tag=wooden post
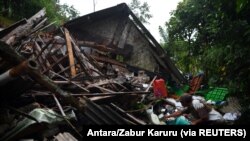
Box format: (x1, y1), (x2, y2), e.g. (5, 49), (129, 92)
(64, 28), (76, 77)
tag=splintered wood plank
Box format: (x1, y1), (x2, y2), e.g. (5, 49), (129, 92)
(60, 28), (92, 79)
(61, 28), (101, 77)
(1, 9), (46, 45)
(64, 28), (76, 77)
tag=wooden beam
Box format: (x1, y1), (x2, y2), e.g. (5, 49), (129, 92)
(90, 55), (126, 67)
(77, 40), (131, 56)
(64, 28), (76, 77)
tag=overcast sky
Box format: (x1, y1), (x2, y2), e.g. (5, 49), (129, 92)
(60, 0), (182, 42)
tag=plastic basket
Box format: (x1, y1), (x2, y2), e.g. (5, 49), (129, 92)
(205, 87), (228, 101)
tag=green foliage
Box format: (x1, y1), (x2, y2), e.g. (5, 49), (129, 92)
(236, 0), (249, 13)
(159, 26), (168, 43)
(0, 0), (79, 26)
(160, 0), (250, 102)
(129, 0), (152, 24)
(0, 16), (14, 27)
(58, 4), (79, 21)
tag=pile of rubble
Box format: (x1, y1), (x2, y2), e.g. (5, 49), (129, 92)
(0, 3), (242, 141)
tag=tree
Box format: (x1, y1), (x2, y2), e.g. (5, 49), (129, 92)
(0, 0), (79, 26)
(58, 3), (79, 21)
(160, 0), (250, 110)
(129, 0), (152, 24)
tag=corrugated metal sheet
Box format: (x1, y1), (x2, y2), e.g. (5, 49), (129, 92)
(80, 97), (143, 125)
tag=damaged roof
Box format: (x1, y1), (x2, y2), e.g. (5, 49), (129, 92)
(64, 3), (186, 84)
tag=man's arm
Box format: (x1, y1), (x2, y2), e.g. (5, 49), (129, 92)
(164, 109), (186, 119)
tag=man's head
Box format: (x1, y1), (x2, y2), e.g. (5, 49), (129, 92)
(179, 94), (192, 107)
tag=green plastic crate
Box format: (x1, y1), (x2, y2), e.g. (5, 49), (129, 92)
(205, 87), (228, 101)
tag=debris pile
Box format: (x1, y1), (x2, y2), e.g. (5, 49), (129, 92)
(0, 3), (242, 141)
(0, 5), (179, 140)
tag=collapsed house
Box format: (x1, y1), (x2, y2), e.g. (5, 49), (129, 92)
(1, 3), (241, 141)
(0, 3), (187, 140)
